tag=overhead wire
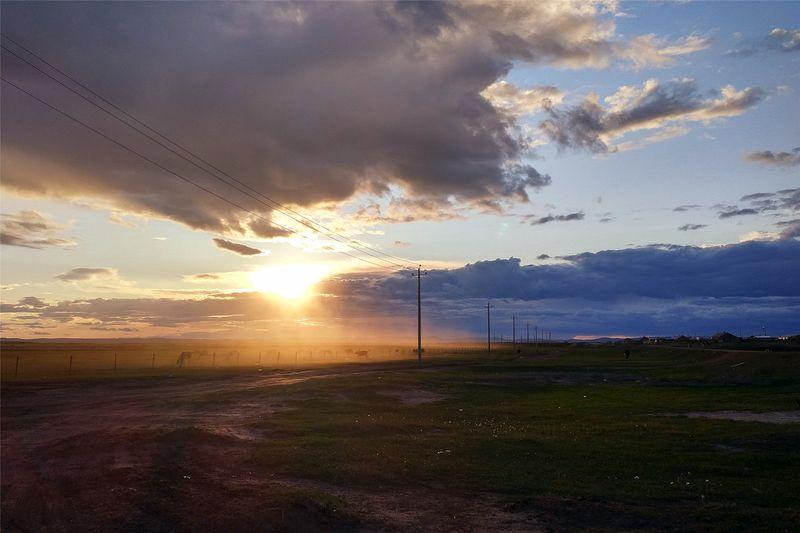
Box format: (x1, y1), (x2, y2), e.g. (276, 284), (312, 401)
(0, 75), (400, 272)
(0, 33), (418, 270)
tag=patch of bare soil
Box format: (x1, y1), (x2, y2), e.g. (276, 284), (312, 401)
(378, 388), (447, 405)
(660, 411), (800, 424)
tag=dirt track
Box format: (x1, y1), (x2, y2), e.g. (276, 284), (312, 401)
(1, 361), (541, 532)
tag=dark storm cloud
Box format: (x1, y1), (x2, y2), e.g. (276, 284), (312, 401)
(7, 239), (799, 337)
(0, 2), (544, 233)
(678, 223), (706, 231)
(0, 2), (711, 233)
(55, 267), (116, 282)
(212, 238), (263, 257)
(744, 148), (800, 168)
(525, 212), (585, 225)
(727, 28), (800, 57)
(540, 78), (766, 153)
(416, 240), (800, 301)
(0, 210), (75, 249)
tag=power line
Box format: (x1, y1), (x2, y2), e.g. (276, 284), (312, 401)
(0, 76), (400, 272)
(0, 34), (416, 269)
(0, 40), (412, 270)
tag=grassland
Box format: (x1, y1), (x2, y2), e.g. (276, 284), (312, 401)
(2, 343), (799, 531)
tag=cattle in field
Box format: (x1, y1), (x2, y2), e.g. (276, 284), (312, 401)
(176, 350), (209, 368)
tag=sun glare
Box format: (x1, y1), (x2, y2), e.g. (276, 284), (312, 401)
(250, 263), (331, 300)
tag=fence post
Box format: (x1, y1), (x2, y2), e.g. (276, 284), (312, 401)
(152, 353), (155, 369)
(212, 351), (216, 367)
(15, 355), (20, 377)
(68, 355), (73, 375)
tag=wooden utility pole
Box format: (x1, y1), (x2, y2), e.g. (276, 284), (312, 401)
(412, 266), (427, 363)
(512, 315), (516, 349)
(417, 266), (422, 363)
(486, 301), (494, 354)
(526, 322), (530, 343)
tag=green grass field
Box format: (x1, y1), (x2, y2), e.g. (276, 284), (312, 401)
(2, 343), (799, 531)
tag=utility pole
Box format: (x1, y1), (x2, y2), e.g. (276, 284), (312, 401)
(512, 314), (516, 349)
(526, 322), (530, 343)
(486, 300), (494, 354)
(412, 266), (428, 363)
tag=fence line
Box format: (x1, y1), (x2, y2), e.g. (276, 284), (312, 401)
(1, 342), (507, 380)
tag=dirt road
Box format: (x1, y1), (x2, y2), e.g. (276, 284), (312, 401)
(2, 361), (540, 532)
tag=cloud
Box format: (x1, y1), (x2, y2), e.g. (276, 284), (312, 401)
(744, 148), (800, 168)
(212, 238), (263, 256)
(7, 239), (800, 338)
(540, 78), (766, 153)
(393, 240), (410, 248)
(482, 81), (564, 116)
(187, 273), (221, 281)
(525, 212), (585, 225)
(740, 192), (774, 201)
(720, 188), (800, 221)
(1, 2), (710, 233)
(617, 33), (712, 69)
(776, 219), (800, 240)
(0, 210), (75, 249)
(678, 223), (706, 231)
(55, 267), (116, 282)
(718, 208), (758, 219)
(0, 296), (49, 312)
(673, 204), (701, 212)
(727, 27), (800, 57)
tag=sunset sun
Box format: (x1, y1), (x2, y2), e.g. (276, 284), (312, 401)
(250, 263), (330, 300)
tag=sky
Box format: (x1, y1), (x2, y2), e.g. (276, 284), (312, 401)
(1, 1), (798, 341)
